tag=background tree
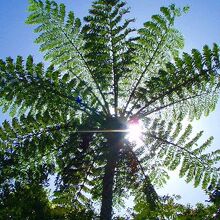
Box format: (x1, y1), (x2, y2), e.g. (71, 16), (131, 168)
(0, 182), (96, 219)
(133, 194), (218, 220)
(0, 183), (51, 219)
(0, 0), (220, 219)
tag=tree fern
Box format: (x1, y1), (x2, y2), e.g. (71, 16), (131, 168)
(0, 0), (220, 219)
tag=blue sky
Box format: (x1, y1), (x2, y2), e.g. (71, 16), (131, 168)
(0, 0), (220, 207)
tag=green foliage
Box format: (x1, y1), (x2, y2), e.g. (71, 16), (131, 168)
(0, 183), (51, 220)
(1, 0), (220, 218)
(141, 119), (220, 190)
(134, 194), (218, 220)
(26, 0), (82, 71)
(82, 0), (136, 100)
(0, 182), (96, 220)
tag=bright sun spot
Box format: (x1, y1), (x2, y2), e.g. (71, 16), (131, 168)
(126, 119), (144, 146)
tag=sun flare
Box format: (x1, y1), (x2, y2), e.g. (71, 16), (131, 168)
(126, 119), (144, 146)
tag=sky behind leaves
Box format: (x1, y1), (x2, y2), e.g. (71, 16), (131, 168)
(0, 0), (220, 206)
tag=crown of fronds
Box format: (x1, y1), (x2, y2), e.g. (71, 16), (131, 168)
(1, 0), (220, 210)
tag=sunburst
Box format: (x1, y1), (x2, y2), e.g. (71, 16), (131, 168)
(126, 118), (144, 146)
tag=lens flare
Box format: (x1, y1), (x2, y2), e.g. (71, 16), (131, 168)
(126, 118), (144, 146)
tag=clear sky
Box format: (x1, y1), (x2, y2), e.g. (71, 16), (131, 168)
(0, 0), (220, 207)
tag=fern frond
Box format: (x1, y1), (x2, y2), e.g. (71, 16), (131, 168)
(132, 44), (220, 121)
(0, 56), (101, 119)
(123, 5), (186, 115)
(146, 122), (220, 189)
(26, 0), (109, 114)
(83, 0), (136, 116)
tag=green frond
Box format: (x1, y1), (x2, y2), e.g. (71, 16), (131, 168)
(137, 4), (185, 64)
(171, 122), (182, 139)
(202, 171), (212, 190)
(83, 0), (136, 112)
(26, 0), (84, 74)
(133, 177), (160, 212)
(177, 124), (192, 145)
(194, 165), (203, 188)
(133, 44), (220, 121)
(192, 48), (203, 70)
(185, 163), (196, 183)
(179, 157), (190, 178)
(184, 131), (204, 149)
(0, 56), (102, 120)
(150, 167), (169, 187)
(144, 119), (220, 190)
(213, 43), (220, 68)
(203, 45), (212, 70)
(192, 136), (213, 154)
(122, 5), (188, 118)
(26, 0), (113, 114)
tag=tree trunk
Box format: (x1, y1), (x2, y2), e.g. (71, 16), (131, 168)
(100, 136), (120, 220)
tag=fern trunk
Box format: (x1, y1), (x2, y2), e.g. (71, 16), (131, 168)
(100, 135), (120, 220)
